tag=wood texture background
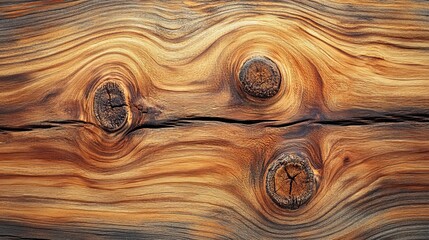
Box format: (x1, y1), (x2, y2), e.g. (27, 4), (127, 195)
(1, 0), (429, 239)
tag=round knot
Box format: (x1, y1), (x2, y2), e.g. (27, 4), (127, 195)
(238, 56), (281, 98)
(93, 82), (128, 131)
(266, 153), (315, 210)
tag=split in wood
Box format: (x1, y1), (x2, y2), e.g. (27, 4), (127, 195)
(266, 153), (315, 210)
(93, 82), (128, 131)
(238, 56), (281, 98)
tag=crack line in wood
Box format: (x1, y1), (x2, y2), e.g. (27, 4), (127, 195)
(1, 112), (429, 133)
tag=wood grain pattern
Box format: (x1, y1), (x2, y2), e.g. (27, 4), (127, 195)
(1, 0), (429, 239)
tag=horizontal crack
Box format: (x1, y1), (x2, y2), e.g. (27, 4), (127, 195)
(44, 120), (94, 125)
(266, 118), (313, 128)
(1, 112), (428, 133)
(129, 112), (429, 133)
(0, 234), (50, 240)
(0, 124), (57, 132)
(177, 116), (276, 125)
(0, 120), (94, 132)
(126, 116), (276, 134)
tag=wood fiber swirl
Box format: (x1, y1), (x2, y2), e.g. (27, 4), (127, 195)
(1, 1), (429, 239)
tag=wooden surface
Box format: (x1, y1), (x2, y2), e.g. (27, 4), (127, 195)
(1, 1), (429, 239)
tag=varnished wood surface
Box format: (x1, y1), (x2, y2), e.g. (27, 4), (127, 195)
(1, 1), (429, 239)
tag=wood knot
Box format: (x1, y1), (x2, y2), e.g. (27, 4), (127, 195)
(238, 56), (281, 98)
(93, 82), (128, 131)
(266, 153), (315, 210)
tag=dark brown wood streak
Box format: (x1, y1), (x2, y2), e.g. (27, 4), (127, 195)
(0, 0), (429, 239)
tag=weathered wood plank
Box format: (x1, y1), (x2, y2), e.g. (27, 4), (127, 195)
(1, 124), (428, 238)
(0, 0), (428, 239)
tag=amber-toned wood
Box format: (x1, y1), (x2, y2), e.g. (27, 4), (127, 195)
(1, 1), (429, 239)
